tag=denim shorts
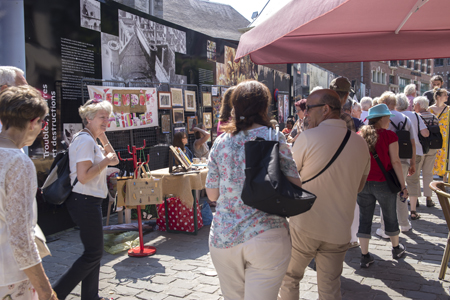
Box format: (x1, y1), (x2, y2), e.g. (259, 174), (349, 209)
(357, 181), (400, 238)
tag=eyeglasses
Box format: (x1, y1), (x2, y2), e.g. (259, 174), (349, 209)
(305, 104), (326, 112)
(40, 119), (48, 131)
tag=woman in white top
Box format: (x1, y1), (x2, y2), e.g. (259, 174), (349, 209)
(53, 99), (119, 300)
(0, 86), (57, 300)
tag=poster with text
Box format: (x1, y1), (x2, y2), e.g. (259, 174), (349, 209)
(87, 85), (158, 131)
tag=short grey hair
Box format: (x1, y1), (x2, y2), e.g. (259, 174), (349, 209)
(310, 86), (323, 93)
(395, 93), (409, 111)
(413, 96), (429, 111)
(78, 99), (113, 125)
(404, 84), (416, 96)
(0, 66), (24, 86)
(342, 99), (353, 112)
(352, 102), (361, 111)
(360, 97), (372, 110)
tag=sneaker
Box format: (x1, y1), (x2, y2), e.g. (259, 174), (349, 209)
(400, 225), (412, 232)
(360, 253), (374, 268)
(349, 241), (360, 248)
(392, 243), (406, 259)
(376, 228), (389, 239)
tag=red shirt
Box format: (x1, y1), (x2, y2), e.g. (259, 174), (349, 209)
(367, 129), (398, 182)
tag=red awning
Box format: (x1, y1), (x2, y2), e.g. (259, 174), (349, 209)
(235, 0), (450, 64)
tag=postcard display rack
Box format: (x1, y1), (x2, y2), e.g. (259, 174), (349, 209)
(117, 140), (157, 257)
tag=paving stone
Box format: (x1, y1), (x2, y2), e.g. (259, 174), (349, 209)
(136, 290), (168, 300)
(166, 287), (192, 298)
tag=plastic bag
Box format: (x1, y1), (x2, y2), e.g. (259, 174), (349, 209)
(103, 232), (139, 254)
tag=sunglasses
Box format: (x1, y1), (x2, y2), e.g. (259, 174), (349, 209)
(31, 118), (48, 131)
(305, 104), (326, 112)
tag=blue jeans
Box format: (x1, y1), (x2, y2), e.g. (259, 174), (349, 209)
(357, 181), (400, 238)
(53, 192), (104, 300)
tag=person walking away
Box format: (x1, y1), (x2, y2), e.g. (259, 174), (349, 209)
(0, 86), (57, 300)
(404, 83), (417, 111)
(53, 99), (119, 300)
(357, 104), (407, 268)
(206, 81), (301, 300)
(396, 93), (429, 220)
(413, 96), (437, 207)
(359, 97), (373, 125)
(278, 89), (370, 300)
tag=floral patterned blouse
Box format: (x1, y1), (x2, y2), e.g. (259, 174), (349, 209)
(206, 126), (300, 249)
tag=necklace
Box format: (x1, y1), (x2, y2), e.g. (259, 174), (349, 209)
(0, 135), (20, 148)
(83, 128), (96, 140)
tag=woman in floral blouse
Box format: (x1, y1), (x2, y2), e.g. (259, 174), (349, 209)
(206, 80), (302, 300)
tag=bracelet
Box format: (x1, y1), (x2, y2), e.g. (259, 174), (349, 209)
(103, 143), (110, 148)
(402, 187), (407, 192)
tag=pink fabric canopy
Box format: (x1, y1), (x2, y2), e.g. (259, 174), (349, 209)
(235, 0), (450, 64)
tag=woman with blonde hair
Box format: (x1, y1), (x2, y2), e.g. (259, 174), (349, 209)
(428, 87), (449, 182)
(357, 104), (407, 268)
(53, 99), (119, 300)
(206, 80), (301, 299)
(0, 86), (58, 300)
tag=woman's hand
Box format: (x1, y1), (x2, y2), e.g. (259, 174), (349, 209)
(105, 152), (117, 162)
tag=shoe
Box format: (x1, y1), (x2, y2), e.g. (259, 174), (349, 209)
(400, 225), (412, 232)
(376, 228), (389, 239)
(392, 243), (406, 259)
(426, 199), (436, 207)
(349, 241), (360, 248)
(410, 211), (421, 220)
(360, 253), (374, 268)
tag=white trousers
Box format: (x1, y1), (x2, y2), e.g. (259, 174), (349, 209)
(210, 227), (291, 300)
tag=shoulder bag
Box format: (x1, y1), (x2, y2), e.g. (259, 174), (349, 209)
(372, 149), (402, 193)
(241, 128), (350, 217)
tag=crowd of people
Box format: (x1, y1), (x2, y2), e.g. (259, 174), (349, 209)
(1, 62), (449, 300)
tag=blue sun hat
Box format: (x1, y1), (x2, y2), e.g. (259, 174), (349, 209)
(367, 103), (395, 119)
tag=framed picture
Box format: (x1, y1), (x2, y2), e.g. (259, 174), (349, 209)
(171, 88), (183, 107)
(211, 86), (218, 96)
(203, 112), (212, 129)
(161, 114), (171, 133)
(187, 116), (198, 134)
(221, 87), (228, 96)
(158, 91), (172, 109)
(202, 92), (212, 107)
(185, 90), (196, 112)
(174, 127), (186, 134)
(173, 108), (185, 124)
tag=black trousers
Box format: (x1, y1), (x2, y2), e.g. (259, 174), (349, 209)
(53, 192), (104, 300)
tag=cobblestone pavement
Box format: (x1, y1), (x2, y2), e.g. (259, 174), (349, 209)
(43, 193), (450, 300)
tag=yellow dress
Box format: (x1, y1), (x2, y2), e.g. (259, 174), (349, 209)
(430, 106), (449, 176)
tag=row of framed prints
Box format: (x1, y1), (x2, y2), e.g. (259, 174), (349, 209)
(158, 89), (213, 111)
(160, 113), (213, 134)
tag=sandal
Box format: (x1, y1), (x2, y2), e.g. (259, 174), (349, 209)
(410, 211), (420, 220)
(426, 199), (436, 207)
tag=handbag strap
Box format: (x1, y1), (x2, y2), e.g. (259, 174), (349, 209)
(303, 129), (351, 184)
(415, 113), (421, 135)
(438, 106), (447, 119)
(372, 149), (391, 182)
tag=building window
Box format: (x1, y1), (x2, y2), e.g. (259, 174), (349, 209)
(389, 60), (398, 67)
(372, 70), (386, 84)
(389, 75), (395, 85)
(435, 58), (444, 66)
(398, 60), (404, 67)
(420, 83), (429, 94)
(399, 78), (409, 92)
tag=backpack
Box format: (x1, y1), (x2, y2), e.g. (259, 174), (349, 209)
(390, 117), (413, 159)
(40, 134), (82, 205)
(421, 113), (443, 150)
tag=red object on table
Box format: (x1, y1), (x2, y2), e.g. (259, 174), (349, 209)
(157, 197), (203, 232)
(118, 140), (157, 257)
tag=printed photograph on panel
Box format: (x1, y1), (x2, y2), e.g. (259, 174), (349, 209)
(171, 88), (183, 107)
(101, 10), (187, 84)
(63, 123), (83, 145)
(80, 0), (101, 32)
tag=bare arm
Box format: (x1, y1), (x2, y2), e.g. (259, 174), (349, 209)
(76, 153), (117, 184)
(98, 132), (119, 166)
(23, 264), (57, 300)
(206, 187), (219, 202)
(287, 175), (302, 188)
(420, 128), (430, 137)
(389, 142), (408, 196)
(193, 127), (210, 149)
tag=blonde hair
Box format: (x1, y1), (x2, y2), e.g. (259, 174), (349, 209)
(378, 91), (396, 107)
(404, 84), (416, 96)
(359, 116), (383, 153)
(79, 99), (113, 125)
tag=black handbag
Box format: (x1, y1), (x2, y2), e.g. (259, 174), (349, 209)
(415, 113), (429, 154)
(372, 150), (402, 193)
(241, 128), (350, 217)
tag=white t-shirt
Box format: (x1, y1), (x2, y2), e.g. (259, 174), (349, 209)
(402, 111), (427, 156)
(69, 133), (108, 198)
(360, 110), (369, 125)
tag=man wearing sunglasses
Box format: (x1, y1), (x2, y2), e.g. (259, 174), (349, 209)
(0, 66), (28, 132)
(279, 89), (370, 300)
